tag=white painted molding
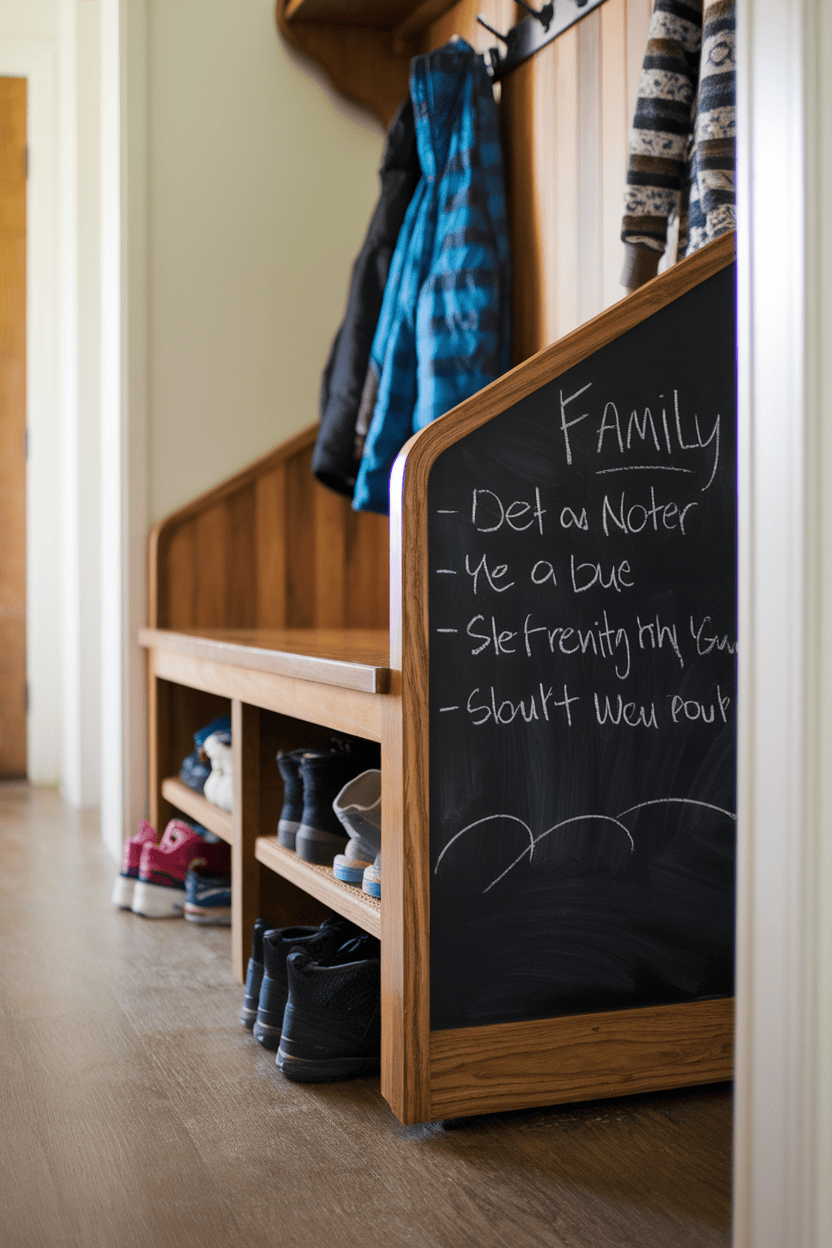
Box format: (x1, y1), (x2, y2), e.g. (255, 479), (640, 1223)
(734, 0), (830, 1243)
(99, 0), (147, 861)
(0, 39), (60, 786)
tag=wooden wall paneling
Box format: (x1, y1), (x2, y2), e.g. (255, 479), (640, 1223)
(578, 9), (603, 328)
(555, 28), (580, 341)
(192, 504), (230, 628)
(255, 465), (289, 626)
(313, 484), (348, 626)
(284, 446), (317, 626)
(344, 510), (389, 628)
(600, 0), (628, 309)
(223, 484), (257, 626)
(157, 524), (195, 630)
(502, 51), (551, 364)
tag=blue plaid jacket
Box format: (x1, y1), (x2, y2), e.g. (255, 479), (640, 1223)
(352, 40), (511, 514)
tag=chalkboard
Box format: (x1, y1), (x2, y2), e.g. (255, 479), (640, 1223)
(428, 264), (736, 1031)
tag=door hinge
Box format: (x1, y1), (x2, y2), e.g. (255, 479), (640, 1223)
(24, 144), (29, 180)
(24, 427), (29, 460)
(24, 683), (29, 714)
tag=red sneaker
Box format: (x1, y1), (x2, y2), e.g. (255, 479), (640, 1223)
(131, 820), (231, 918)
(111, 819), (158, 910)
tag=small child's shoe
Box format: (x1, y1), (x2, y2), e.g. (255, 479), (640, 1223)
(111, 819), (158, 909)
(203, 730), (234, 813)
(132, 820), (230, 918)
(184, 861), (232, 925)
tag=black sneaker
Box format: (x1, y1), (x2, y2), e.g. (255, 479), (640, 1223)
(295, 742), (381, 866)
(276, 935), (381, 1082)
(240, 917), (269, 1028)
(252, 916), (361, 1050)
(275, 749), (308, 850)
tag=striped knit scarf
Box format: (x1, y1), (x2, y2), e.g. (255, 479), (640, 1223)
(621, 0), (736, 288)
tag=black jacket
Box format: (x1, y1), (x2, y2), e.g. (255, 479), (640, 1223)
(312, 98), (421, 497)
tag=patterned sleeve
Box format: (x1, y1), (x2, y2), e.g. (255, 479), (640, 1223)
(621, 0), (703, 288)
(686, 0), (736, 254)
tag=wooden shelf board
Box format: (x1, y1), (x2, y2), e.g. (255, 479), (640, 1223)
(255, 836), (381, 939)
(284, 0), (441, 29)
(140, 627), (391, 694)
(161, 776), (234, 845)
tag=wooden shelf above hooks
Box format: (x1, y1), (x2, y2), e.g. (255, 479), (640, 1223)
(276, 0), (458, 126)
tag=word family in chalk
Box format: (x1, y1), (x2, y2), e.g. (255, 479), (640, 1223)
(558, 384), (721, 491)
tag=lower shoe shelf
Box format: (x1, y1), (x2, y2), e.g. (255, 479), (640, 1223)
(255, 836), (381, 939)
(160, 776), (234, 844)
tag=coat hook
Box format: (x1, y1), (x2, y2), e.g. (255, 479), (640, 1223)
(514, 1), (554, 29)
(476, 15), (509, 44)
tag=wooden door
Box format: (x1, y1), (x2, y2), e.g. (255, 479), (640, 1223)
(0, 77), (27, 776)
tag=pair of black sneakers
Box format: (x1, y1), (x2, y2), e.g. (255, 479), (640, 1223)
(240, 915), (381, 1082)
(276, 737), (380, 866)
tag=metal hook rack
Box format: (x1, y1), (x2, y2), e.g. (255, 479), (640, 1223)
(478, 0), (609, 82)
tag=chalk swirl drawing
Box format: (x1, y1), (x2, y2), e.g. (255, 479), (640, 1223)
(434, 798), (737, 894)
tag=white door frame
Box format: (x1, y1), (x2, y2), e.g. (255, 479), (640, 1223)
(734, 0), (831, 1243)
(0, 39), (60, 786)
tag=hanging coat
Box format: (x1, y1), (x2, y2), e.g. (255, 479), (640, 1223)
(620, 0), (736, 290)
(312, 99), (421, 497)
(352, 39), (511, 515)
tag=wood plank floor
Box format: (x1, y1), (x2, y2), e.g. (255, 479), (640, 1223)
(0, 783), (733, 1248)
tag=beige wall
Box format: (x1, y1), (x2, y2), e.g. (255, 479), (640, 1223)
(0, 0), (56, 39)
(146, 0), (386, 522)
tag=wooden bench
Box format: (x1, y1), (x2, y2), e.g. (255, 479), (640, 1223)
(141, 236), (735, 1126)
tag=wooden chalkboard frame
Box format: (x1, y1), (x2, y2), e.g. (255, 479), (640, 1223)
(382, 231), (736, 1125)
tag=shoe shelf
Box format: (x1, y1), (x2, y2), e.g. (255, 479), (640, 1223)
(254, 837), (381, 939)
(144, 237), (737, 1125)
(160, 776), (234, 845)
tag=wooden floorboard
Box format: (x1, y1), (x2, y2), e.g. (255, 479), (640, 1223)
(0, 782), (732, 1248)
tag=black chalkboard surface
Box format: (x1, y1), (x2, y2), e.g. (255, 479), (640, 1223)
(428, 264), (736, 1031)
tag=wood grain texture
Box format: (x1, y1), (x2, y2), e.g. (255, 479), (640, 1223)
(0, 77), (27, 777)
(0, 782), (733, 1248)
(256, 836), (381, 939)
(277, 2), (410, 128)
(160, 776), (234, 844)
(429, 999), (734, 1119)
(139, 627), (390, 693)
(148, 649), (385, 742)
(600, 0), (628, 308)
(149, 423), (389, 634)
(286, 0), (430, 26)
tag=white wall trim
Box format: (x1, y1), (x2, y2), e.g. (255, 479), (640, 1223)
(99, 0), (147, 860)
(734, 0), (830, 1242)
(0, 39), (60, 786)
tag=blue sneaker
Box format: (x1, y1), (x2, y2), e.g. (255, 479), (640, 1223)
(184, 861), (232, 925)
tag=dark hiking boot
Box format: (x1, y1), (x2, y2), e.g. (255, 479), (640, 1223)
(252, 916), (362, 1050)
(276, 935), (381, 1082)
